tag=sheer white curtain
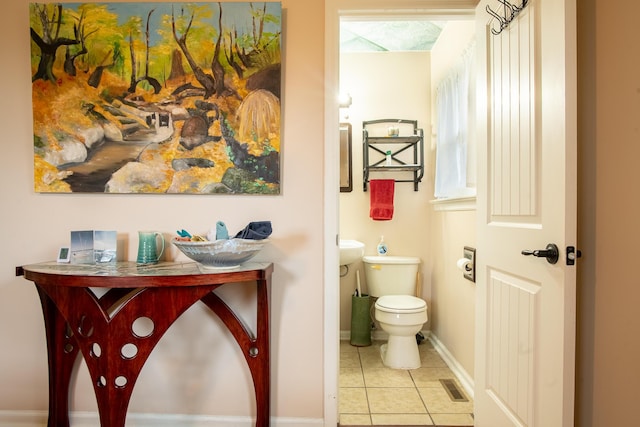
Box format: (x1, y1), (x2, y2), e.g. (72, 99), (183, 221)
(434, 43), (474, 198)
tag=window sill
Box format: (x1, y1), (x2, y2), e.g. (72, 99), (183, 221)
(430, 196), (477, 212)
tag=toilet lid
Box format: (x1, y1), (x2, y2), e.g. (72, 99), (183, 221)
(375, 295), (426, 313)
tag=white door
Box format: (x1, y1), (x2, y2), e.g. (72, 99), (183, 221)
(474, 0), (577, 426)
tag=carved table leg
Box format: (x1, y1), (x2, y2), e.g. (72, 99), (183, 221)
(38, 284), (218, 427)
(254, 276), (271, 427)
(200, 275), (271, 426)
(36, 286), (79, 427)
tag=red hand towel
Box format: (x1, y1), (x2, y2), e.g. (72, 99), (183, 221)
(369, 179), (395, 220)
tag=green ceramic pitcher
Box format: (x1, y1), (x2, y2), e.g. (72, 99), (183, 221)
(137, 231), (165, 264)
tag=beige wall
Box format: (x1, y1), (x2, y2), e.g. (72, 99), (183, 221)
(576, 0), (640, 425)
(428, 20), (477, 378)
(0, 0), (325, 421)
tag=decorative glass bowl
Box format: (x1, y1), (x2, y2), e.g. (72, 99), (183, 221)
(172, 238), (268, 269)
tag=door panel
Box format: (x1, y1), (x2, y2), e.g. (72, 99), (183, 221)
(486, 269), (539, 426)
(490, 3), (536, 217)
(475, 0), (577, 426)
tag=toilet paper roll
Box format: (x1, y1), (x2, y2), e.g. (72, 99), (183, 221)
(457, 258), (472, 272)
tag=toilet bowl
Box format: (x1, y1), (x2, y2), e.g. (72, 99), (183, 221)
(363, 256), (428, 369)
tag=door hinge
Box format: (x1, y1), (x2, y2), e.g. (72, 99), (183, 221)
(566, 246), (582, 265)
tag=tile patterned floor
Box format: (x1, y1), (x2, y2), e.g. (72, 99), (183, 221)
(339, 339), (474, 426)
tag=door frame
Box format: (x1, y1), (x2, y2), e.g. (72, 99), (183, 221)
(323, 2), (340, 425)
(323, 1), (480, 425)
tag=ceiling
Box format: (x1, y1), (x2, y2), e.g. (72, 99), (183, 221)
(340, 20), (445, 52)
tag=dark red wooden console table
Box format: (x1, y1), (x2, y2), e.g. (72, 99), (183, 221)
(18, 261), (273, 427)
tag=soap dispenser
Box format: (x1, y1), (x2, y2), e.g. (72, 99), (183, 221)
(385, 151), (392, 166)
(377, 236), (388, 256)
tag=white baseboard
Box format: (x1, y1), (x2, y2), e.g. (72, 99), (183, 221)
(0, 410), (323, 427)
(428, 333), (475, 399)
(0, 411), (45, 426)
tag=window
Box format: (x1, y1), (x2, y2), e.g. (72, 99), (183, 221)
(433, 41), (476, 202)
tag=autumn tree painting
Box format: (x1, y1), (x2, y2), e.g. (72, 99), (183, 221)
(29, 2), (281, 194)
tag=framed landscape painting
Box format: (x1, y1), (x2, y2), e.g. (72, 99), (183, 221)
(29, 2), (281, 194)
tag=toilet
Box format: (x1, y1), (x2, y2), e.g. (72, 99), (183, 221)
(363, 255), (427, 369)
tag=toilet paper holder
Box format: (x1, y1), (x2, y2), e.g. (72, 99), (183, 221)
(458, 246), (476, 283)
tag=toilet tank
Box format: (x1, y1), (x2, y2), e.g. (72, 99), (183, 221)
(362, 255), (421, 297)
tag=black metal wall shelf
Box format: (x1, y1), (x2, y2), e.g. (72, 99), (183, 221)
(363, 119), (424, 191)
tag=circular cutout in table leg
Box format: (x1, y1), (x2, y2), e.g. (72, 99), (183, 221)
(96, 376), (107, 388)
(115, 376), (128, 388)
(65, 323), (74, 339)
(121, 343), (138, 359)
(131, 316), (155, 338)
(91, 342), (102, 358)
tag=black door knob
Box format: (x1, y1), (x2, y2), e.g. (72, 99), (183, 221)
(521, 243), (559, 264)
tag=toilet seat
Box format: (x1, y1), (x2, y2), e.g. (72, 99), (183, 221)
(375, 295), (426, 314)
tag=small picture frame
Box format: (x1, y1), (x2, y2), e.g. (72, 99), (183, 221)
(340, 123), (352, 192)
(57, 247), (70, 263)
